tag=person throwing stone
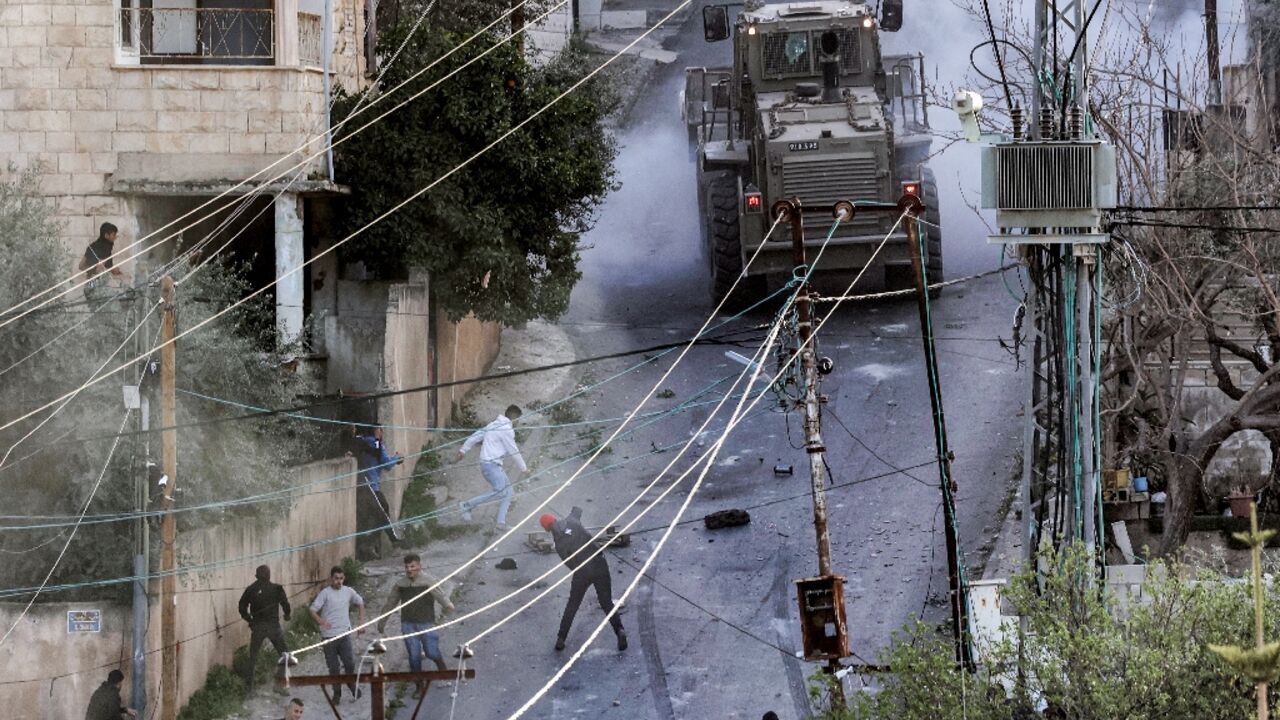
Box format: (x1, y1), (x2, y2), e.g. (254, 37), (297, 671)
(457, 405), (526, 531)
(540, 507), (627, 652)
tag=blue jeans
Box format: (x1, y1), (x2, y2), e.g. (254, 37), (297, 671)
(464, 462), (514, 525)
(400, 621), (442, 672)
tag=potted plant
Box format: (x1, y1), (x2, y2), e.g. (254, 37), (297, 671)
(1229, 486), (1257, 518)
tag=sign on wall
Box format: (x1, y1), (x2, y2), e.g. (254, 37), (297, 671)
(67, 610), (102, 634)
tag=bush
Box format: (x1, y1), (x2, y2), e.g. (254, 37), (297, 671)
(177, 665), (244, 720)
(830, 543), (1276, 719)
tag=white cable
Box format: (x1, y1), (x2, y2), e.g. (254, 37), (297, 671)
(290, 137), (769, 654)
(0, 0), (612, 439)
(3, 9), (702, 637)
(0, 300), (160, 469)
(462, 307), (791, 646)
(505, 212), (909, 718)
(0, 0), (540, 329)
(386, 281), (794, 643)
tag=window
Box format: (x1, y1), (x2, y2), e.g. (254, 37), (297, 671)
(763, 29), (862, 78)
(115, 0), (275, 65)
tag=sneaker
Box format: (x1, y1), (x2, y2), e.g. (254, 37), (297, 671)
(554, 639), (566, 652)
(495, 522), (509, 532)
(459, 504), (473, 522)
(333, 688), (342, 702)
(617, 632), (628, 652)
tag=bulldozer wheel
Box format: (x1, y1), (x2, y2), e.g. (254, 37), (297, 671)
(705, 172), (751, 307)
(921, 166), (944, 295)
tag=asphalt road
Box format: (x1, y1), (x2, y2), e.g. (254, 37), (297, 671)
(401, 7), (1022, 718)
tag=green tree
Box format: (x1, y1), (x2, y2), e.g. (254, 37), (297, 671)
(0, 166), (326, 598)
(332, 15), (618, 325)
(828, 544), (1277, 720)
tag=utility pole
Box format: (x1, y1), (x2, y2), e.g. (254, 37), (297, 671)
(1206, 0), (1223, 106)
(512, 0), (526, 58)
(902, 193), (975, 669)
(159, 276), (179, 720)
(130, 284), (151, 717)
(776, 199), (848, 708)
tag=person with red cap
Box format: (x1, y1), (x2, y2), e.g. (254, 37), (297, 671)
(540, 507), (627, 652)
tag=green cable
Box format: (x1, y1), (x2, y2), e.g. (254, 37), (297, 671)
(913, 214), (976, 663)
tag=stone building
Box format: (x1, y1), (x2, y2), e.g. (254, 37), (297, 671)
(0, 0), (371, 343)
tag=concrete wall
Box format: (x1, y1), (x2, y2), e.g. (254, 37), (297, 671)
(435, 311), (502, 429)
(526, 2), (573, 65)
(0, 456), (356, 720)
(0, 602), (132, 720)
(377, 278), (432, 520)
(0, 0), (366, 258)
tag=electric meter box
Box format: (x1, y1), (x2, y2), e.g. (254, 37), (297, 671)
(795, 575), (849, 661)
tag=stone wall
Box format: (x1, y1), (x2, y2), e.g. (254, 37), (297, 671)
(0, 0), (365, 259)
(435, 311), (503, 429)
(0, 456), (356, 720)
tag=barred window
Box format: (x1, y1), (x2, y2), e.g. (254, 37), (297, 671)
(763, 30), (862, 78)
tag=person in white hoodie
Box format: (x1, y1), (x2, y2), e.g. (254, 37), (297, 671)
(456, 405), (527, 530)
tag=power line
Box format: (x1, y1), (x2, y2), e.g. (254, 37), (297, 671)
(0, 0), (546, 332)
(3, 326), (765, 451)
(505, 213), (908, 718)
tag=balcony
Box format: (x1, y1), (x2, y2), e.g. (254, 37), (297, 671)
(117, 4), (275, 65)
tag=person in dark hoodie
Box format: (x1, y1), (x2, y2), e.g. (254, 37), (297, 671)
(84, 669), (136, 719)
(238, 565), (293, 689)
(539, 508), (627, 652)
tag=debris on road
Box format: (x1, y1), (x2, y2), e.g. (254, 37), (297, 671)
(704, 509), (751, 530)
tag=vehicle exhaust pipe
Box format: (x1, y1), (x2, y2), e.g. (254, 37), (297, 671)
(819, 31), (841, 102)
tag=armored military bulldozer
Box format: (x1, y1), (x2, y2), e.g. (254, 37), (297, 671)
(683, 0), (940, 305)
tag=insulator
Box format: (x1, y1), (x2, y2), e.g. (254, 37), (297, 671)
(1011, 102), (1024, 141)
(1069, 105), (1084, 139)
(1039, 106), (1055, 140)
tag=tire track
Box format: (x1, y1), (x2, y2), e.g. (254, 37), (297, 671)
(773, 552), (811, 719)
(638, 572), (676, 719)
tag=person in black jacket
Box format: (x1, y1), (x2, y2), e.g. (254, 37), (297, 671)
(84, 669), (136, 719)
(539, 508), (627, 652)
(238, 565), (293, 689)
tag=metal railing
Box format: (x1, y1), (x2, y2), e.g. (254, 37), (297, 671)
(298, 12), (322, 66)
(118, 7), (274, 63)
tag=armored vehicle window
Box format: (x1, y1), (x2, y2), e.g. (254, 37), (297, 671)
(835, 29), (860, 73)
(765, 31), (813, 76)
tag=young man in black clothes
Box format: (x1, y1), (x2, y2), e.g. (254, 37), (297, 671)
(237, 564), (292, 689)
(540, 508), (627, 652)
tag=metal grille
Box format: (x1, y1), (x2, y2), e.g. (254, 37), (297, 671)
(764, 32), (812, 77)
(781, 156), (881, 231)
(298, 13), (323, 66)
(120, 7), (274, 62)
(835, 29), (859, 73)
(764, 30), (862, 78)
(996, 144), (1093, 210)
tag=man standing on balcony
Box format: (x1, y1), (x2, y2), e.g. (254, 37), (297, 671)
(78, 222), (123, 306)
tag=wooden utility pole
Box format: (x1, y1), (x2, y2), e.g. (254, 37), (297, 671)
(903, 195), (974, 670)
(1206, 0), (1223, 106)
(512, 0), (526, 58)
(776, 199), (848, 709)
(159, 276), (179, 720)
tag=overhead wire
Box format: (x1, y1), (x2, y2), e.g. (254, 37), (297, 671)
(285, 162), (791, 658)
(0, 308), (162, 647)
(0, 0), (546, 330)
(0, 300), (160, 469)
(505, 211), (910, 718)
